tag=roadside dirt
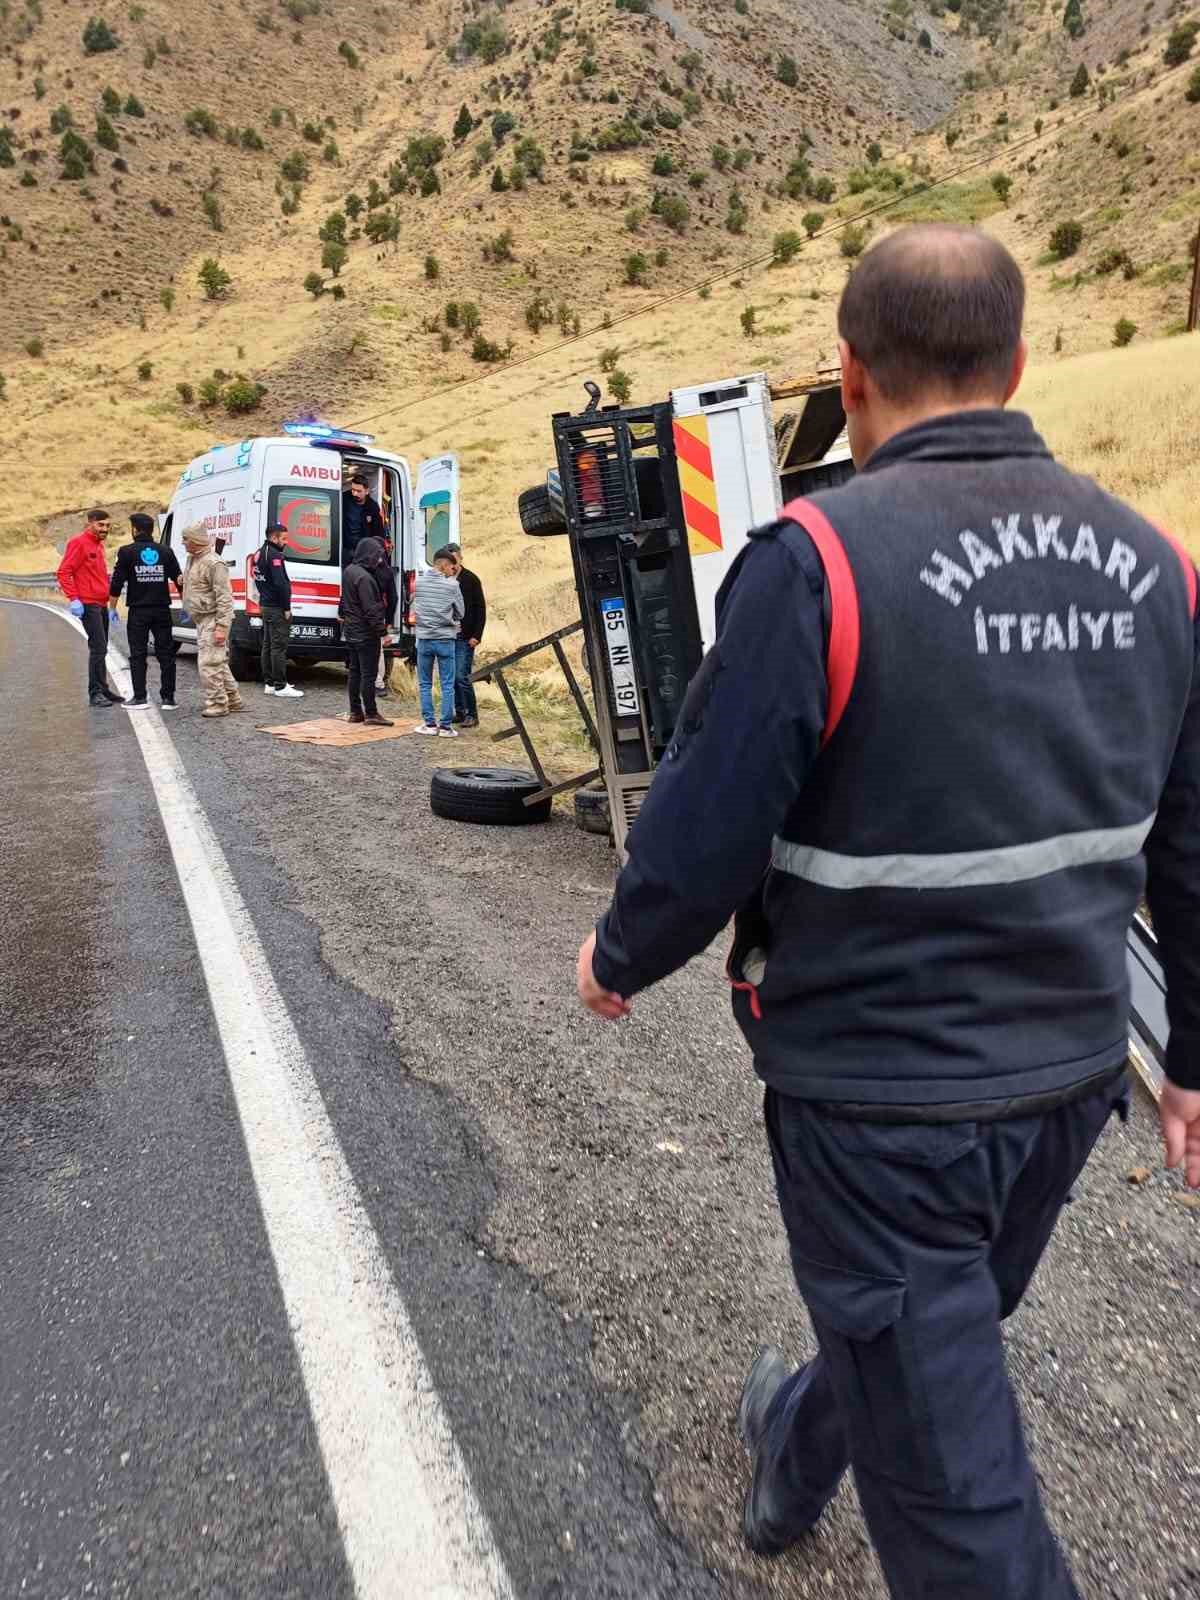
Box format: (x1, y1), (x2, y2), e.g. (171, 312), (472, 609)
(164, 658), (1200, 1600)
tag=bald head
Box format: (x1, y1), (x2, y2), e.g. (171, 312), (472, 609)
(838, 224), (1025, 405)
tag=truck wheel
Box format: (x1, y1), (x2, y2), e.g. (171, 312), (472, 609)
(228, 640), (259, 682)
(519, 483), (568, 537)
(430, 767), (552, 826)
(574, 782), (611, 837)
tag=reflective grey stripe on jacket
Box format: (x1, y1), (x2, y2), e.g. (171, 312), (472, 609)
(771, 814), (1157, 891)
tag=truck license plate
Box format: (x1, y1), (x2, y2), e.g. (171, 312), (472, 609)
(599, 597), (640, 717)
(292, 623), (336, 640)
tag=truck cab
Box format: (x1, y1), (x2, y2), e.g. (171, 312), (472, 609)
(162, 424), (459, 680)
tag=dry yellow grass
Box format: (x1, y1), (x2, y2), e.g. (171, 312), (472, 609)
(1020, 337), (1200, 560)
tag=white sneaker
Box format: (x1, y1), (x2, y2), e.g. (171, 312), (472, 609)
(416, 723), (440, 735)
(438, 726), (459, 738)
(274, 684), (304, 698)
(263, 684), (276, 694)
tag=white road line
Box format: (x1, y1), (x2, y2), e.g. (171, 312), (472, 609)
(10, 601), (515, 1600)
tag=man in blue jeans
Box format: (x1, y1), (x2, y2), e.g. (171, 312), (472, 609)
(446, 546), (486, 728)
(413, 547), (463, 737)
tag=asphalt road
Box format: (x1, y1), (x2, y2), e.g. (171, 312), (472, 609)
(2, 601), (1199, 1599)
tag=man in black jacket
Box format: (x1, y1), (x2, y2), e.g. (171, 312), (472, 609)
(338, 536), (392, 726)
(109, 512), (182, 710)
(447, 546), (485, 727)
(577, 225), (1200, 1599)
(253, 522), (303, 699)
(341, 475), (386, 568)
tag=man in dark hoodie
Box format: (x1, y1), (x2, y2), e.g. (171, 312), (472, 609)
(109, 512), (183, 710)
(338, 535), (392, 726)
(253, 521), (303, 699)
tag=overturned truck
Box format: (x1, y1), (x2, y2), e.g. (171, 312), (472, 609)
(511, 366), (852, 853)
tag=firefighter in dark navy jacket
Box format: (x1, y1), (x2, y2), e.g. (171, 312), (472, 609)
(576, 225), (1200, 1600)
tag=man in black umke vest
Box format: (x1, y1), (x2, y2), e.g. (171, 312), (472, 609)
(109, 512), (183, 709)
(576, 225), (1200, 1599)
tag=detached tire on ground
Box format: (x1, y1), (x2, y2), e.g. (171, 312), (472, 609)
(518, 483), (568, 537)
(574, 782), (611, 837)
(430, 767), (552, 826)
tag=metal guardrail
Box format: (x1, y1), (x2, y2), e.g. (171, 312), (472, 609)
(0, 571), (58, 588)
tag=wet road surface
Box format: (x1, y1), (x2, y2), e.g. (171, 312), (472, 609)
(2, 601), (1199, 1599)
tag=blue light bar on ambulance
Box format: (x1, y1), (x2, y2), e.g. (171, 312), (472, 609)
(282, 421), (375, 446)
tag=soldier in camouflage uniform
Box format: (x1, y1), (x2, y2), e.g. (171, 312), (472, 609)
(181, 523), (244, 718)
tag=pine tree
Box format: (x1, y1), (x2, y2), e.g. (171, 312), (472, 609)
(453, 103), (473, 140)
(1069, 61), (1090, 97)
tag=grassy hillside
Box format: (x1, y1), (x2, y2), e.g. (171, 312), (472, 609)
(0, 0), (1196, 647)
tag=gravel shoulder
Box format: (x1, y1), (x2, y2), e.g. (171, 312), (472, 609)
(172, 659), (1200, 1599)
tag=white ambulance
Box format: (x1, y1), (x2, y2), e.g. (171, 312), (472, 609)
(161, 422), (460, 680)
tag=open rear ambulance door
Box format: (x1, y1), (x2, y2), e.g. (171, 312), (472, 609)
(415, 454), (461, 565)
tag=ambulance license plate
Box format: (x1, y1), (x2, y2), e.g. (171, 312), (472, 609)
(599, 597), (641, 717)
(292, 623), (337, 641)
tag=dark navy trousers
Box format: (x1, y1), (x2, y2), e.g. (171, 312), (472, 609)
(758, 1075), (1129, 1600)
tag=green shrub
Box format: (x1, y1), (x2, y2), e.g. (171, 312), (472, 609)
(491, 165), (508, 192)
(525, 293), (553, 332)
(330, 284), (346, 301)
(840, 224), (867, 258)
(513, 136), (545, 179)
(1069, 62), (1090, 97)
(202, 191), (223, 230)
(471, 332), (503, 362)
(363, 209), (399, 245)
(304, 271), (325, 298)
(0, 130), (13, 169)
(740, 305), (757, 337)
(223, 377), (266, 414)
(454, 104), (473, 140)
(802, 211), (824, 238)
(101, 86), (122, 115)
(810, 175), (836, 203)
(657, 106), (683, 130)
(773, 229), (803, 264)
(60, 130), (94, 178)
(319, 211), (347, 243)
(687, 170), (705, 188)
(866, 140), (883, 164)
(50, 105), (72, 134)
(659, 193), (690, 232)
(777, 55), (798, 87)
(323, 140), (339, 163)
(491, 111), (516, 144)
(161, 287), (175, 312)
(1095, 247), (1131, 276)
(419, 168), (440, 196)
(124, 93), (145, 117)
(338, 40), (360, 68)
(137, 360), (153, 381)
(608, 368), (633, 403)
(599, 346), (620, 372)
(460, 13), (508, 62)
(424, 254), (440, 281)
(176, 381), (194, 404)
(615, 0), (649, 11)
(302, 120), (322, 144)
(26, 337), (45, 358)
(444, 302), (460, 328)
(34, 78), (46, 101)
(1164, 21), (1198, 66)
(711, 142), (731, 171)
(83, 16), (120, 53)
(482, 227), (515, 263)
(1188, 64), (1200, 101)
(198, 257), (232, 299)
(240, 127), (265, 151)
(185, 108), (218, 137)
(460, 302), (481, 335)
(280, 150), (309, 183)
(991, 172), (1013, 203)
(732, 146), (753, 172)
(198, 376), (222, 407)
(597, 120), (642, 150)
(345, 192), (364, 220)
(1062, 0), (1085, 37)
(269, 107), (285, 129)
(1049, 219), (1083, 257)
(20, 171), (37, 187)
(625, 251), (648, 284)
(1112, 317), (1137, 346)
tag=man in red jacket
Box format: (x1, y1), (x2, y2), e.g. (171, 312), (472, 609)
(57, 508), (121, 706)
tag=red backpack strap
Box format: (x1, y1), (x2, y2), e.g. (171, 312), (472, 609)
(1152, 522), (1198, 619)
(779, 496), (860, 745)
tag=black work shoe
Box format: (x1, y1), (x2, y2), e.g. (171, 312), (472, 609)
(101, 687), (123, 703)
(739, 1346), (799, 1559)
(89, 695), (113, 708)
(124, 697), (150, 709)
